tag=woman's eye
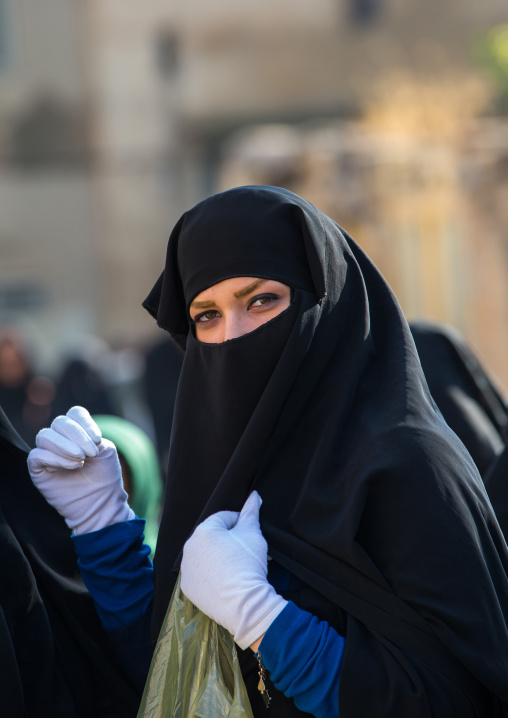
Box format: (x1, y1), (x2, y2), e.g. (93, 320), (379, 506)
(248, 294), (278, 310)
(193, 310), (219, 324)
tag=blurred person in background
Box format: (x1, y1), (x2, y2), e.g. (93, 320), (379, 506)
(93, 414), (163, 555)
(96, 339), (156, 436)
(410, 321), (508, 549)
(27, 186), (508, 717)
(141, 335), (183, 481)
(410, 320), (508, 477)
(51, 338), (116, 420)
(0, 402), (140, 717)
(0, 328), (55, 446)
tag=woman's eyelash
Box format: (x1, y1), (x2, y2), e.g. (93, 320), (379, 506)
(191, 293), (280, 323)
(192, 309), (219, 324)
(247, 293), (279, 309)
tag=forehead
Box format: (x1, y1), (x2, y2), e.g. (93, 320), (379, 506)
(177, 190), (315, 308)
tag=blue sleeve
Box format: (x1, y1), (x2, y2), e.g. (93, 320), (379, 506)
(259, 601), (344, 718)
(72, 518), (154, 631)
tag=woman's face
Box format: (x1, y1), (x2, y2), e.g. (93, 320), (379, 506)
(189, 276), (291, 343)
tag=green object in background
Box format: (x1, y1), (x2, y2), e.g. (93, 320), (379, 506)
(475, 24), (508, 112)
(137, 573), (254, 718)
(93, 414), (163, 556)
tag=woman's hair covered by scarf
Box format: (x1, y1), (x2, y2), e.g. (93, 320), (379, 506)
(144, 185), (508, 716)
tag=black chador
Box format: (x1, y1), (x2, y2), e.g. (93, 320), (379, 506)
(144, 186), (508, 716)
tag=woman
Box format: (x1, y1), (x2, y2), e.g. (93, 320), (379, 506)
(0, 402), (140, 718)
(28, 186), (508, 716)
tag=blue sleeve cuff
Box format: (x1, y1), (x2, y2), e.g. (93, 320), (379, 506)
(72, 518), (154, 630)
(259, 601), (344, 718)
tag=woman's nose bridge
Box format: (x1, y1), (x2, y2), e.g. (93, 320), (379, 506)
(223, 309), (248, 341)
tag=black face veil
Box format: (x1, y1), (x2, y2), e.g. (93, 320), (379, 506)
(144, 186), (508, 716)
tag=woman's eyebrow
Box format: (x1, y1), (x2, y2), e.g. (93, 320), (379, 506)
(233, 278), (268, 298)
(190, 299), (216, 309)
(190, 278), (269, 310)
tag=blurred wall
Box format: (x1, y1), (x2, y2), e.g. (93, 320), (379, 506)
(0, 0), (96, 371)
(0, 0), (507, 392)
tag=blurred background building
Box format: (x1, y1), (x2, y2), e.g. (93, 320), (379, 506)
(1, 0), (508, 448)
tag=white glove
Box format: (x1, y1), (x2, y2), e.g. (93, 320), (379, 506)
(180, 491), (287, 650)
(27, 406), (135, 535)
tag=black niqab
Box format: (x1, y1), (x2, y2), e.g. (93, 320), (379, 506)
(144, 186), (508, 716)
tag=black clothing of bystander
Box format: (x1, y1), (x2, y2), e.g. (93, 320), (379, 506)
(410, 320), (508, 476)
(0, 405), (139, 717)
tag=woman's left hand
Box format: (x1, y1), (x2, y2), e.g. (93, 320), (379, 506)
(180, 491), (287, 650)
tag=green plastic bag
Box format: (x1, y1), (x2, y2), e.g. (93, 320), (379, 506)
(137, 573), (254, 718)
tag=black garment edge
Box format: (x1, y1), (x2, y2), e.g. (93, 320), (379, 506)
(485, 442), (508, 541)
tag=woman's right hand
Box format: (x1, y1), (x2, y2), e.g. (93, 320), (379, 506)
(27, 406), (134, 534)
(180, 491), (287, 650)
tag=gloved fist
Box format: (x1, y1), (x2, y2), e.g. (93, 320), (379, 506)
(180, 491), (287, 650)
(28, 406), (135, 535)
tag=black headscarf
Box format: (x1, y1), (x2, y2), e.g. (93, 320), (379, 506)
(410, 320), (508, 476)
(144, 186), (508, 716)
(0, 405), (140, 717)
